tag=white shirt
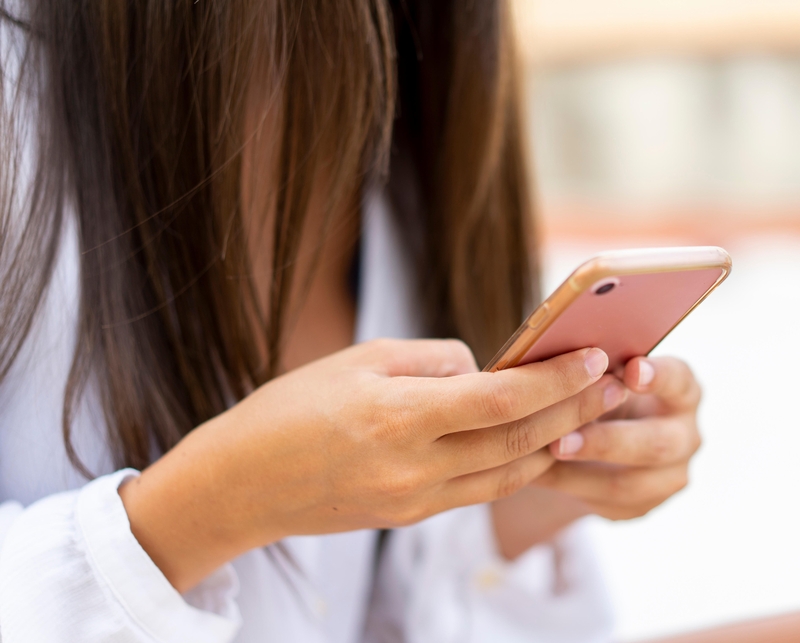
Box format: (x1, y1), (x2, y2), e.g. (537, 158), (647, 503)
(0, 15), (614, 643)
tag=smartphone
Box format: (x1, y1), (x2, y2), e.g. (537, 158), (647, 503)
(483, 246), (732, 373)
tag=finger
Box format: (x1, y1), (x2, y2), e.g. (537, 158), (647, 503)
(622, 356), (702, 412)
(550, 414), (701, 466)
(394, 348), (610, 437)
(357, 338), (479, 377)
(440, 449), (556, 509)
(438, 376), (628, 476)
(579, 499), (664, 521)
(535, 461), (689, 507)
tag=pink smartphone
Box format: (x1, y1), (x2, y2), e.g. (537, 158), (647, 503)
(484, 246), (732, 373)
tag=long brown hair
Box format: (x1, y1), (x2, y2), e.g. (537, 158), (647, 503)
(0, 0), (538, 477)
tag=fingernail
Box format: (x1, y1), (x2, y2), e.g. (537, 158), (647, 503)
(584, 349), (608, 379)
(638, 360), (656, 388)
(558, 431), (584, 457)
(604, 382), (627, 410)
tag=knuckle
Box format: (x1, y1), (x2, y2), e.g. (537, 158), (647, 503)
(378, 467), (425, 499)
(393, 407), (425, 442)
(484, 381), (522, 423)
(552, 357), (581, 397)
(647, 424), (676, 465)
(376, 385), (427, 441)
(647, 420), (701, 466)
(677, 359), (695, 382)
(443, 339), (478, 373)
(496, 465), (527, 499)
(684, 380), (702, 408)
(370, 407), (409, 444)
(676, 363), (702, 406)
(366, 338), (394, 358)
(446, 338), (473, 360)
(503, 421), (533, 460)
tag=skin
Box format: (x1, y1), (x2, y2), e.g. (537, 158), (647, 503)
(492, 355), (702, 559)
(120, 88), (705, 594)
(121, 341), (623, 592)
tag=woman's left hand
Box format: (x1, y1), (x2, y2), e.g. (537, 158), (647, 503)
(536, 355), (702, 521)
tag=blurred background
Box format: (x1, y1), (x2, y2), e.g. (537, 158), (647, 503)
(511, 0), (800, 640)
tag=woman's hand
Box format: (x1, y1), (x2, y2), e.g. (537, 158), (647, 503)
(119, 339), (624, 592)
(492, 356), (702, 559)
(541, 356), (702, 519)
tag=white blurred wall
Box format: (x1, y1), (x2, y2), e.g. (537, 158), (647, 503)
(520, 1), (800, 639)
(530, 57), (800, 212)
(542, 237), (800, 641)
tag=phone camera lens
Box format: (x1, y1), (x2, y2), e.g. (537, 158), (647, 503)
(592, 277), (620, 295)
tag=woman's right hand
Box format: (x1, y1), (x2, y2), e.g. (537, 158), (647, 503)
(119, 339), (627, 592)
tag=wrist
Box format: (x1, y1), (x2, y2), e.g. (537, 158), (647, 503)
(491, 486), (589, 560)
(118, 415), (277, 593)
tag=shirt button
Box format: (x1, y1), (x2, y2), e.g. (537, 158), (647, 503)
(313, 597), (328, 618)
(475, 567), (503, 590)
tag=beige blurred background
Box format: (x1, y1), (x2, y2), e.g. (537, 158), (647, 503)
(512, 0), (800, 640)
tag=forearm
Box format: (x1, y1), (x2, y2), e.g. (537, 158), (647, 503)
(491, 485), (590, 559)
(119, 435), (238, 592)
(118, 411), (285, 594)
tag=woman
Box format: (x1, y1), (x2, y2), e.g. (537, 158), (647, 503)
(0, 1), (705, 641)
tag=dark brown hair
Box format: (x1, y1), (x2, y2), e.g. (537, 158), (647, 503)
(0, 0), (538, 476)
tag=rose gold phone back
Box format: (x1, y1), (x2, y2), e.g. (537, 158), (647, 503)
(517, 268), (724, 371)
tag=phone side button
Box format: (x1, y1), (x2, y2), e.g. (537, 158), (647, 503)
(527, 303), (550, 330)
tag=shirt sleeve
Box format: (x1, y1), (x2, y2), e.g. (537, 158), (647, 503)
(0, 469), (242, 643)
(363, 503), (614, 643)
